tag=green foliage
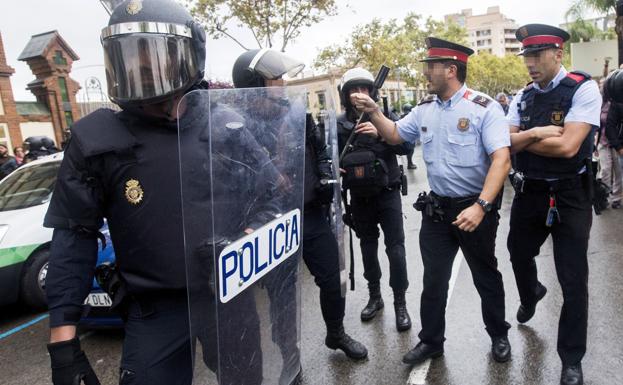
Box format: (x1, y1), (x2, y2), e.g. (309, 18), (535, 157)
(313, 13), (467, 87)
(187, 0), (337, 51)
(467, 53), (531, 96)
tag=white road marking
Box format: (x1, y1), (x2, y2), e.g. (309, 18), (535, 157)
(407, 252), (464, 385)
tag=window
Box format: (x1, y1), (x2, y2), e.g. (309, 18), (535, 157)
(316, 92), (326, 110)
(0, 160), (61, 211)
(0, 123), (11, 153)
(58, 77), (70, 102)
(53, 50), (67, 66)
(64, 111), (74, 127)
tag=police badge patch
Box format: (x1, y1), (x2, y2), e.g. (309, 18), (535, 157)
(551, 111), (565, 125)
(126, 0), (143, 15)
(125, 179), (144, 205)
(354, 166), (365, 179)
(457, 118), (470, 131)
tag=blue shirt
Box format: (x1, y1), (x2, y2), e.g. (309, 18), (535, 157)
(397, 84), (510, 197)
(507, 66), (602, 127)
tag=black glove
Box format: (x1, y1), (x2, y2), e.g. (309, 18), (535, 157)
(48, 337), (101, 385)
(315, 173), (335, 205)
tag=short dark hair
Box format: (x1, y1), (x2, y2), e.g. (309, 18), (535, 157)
(444, 60), (467, 83)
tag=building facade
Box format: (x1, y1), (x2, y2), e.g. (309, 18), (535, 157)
(288, 70), (424, 119)
(445, 6), (522, 56)
(0, 30), (82, 153)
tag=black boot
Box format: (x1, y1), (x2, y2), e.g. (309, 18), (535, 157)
(517, 283), (547, 323)
(560, 363), (583, 385)
(360, 283), (383, 321)
(394, 292), (411, 332)
(325, 321), (368, 360)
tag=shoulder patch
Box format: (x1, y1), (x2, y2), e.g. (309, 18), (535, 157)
(569, 70), (591, 81)
(561, 71), (590, 87)
(417, 95), (436, 106)
(468, 94), (492, 108)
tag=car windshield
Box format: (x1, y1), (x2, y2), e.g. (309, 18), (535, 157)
(0, 161), (60, 211)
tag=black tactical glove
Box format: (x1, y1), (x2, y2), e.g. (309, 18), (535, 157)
(48, 337), (101, 385)
(315, 174), (335, 205)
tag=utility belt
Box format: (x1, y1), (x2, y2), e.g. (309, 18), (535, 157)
(509, 171), (585, 194)
(413, 191), (479, 222)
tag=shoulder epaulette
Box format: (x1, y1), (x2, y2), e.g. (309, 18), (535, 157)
(560, 71), (591, 87)
(417, 95), (436, 106)
(467, 93), (493, 108)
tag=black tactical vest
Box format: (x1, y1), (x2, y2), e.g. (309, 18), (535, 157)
(516, 71), (595, 179)
(64, 102), (278, 295)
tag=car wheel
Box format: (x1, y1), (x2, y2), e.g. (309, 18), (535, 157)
(20, 249), (49, 310)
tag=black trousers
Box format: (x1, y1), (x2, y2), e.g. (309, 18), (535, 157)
(119, 290), (262, 385)
(302, 205), (345, 323)
(351, 188), (409, 292)
(507, 186), (591, 365)
(263, 205), (345, 375)
(418, 200), (509, 345)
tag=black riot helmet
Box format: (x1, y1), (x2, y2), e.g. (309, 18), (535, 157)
(338, 68), (377, 109)
(606, 69), (623, 103)
(402, 103), (413, 114)
(100, 0), (207, 108)
(232, 49), (305, 88)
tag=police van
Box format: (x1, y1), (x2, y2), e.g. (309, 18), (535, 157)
(0, 153), (120, 326)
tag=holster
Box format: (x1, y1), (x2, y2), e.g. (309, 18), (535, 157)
(413, 191), (445, 222)
(94, 262), (128, 314)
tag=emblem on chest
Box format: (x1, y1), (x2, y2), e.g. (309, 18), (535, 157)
(125, 179), (144, 205)
(551, 110), (565, 125)
(457, 118), (470, 131)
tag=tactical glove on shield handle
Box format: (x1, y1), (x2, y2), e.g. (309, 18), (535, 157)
(48, 337), (101, 385)
(339, 65), (391, 163)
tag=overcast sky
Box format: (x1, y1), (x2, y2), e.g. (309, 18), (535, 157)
(0, 0), (578, 101)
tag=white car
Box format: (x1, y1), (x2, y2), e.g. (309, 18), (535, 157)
(0, 153), (61, 308)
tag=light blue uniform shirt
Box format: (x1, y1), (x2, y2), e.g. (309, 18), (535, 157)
(507, 66), (601, 128)
(397, 84), (510, 198)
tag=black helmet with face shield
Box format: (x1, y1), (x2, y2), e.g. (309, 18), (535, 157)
(101, 0), (206, 108)
(232, 49), (305, 89)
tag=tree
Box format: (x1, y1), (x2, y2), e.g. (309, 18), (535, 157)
(567, 0), (622, 65)
(313, 13), (467, 87)
(467, 53), (531, 96)
(186, 0), (338, 51)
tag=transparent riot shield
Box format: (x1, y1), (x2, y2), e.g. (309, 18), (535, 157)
(178, 86), (306, 385)
(318, 91), (348, 297)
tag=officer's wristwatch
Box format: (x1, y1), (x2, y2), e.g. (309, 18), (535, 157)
(476, 198), (493, 213)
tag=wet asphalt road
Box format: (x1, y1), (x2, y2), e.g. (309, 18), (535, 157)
(1, 147), (622, 385)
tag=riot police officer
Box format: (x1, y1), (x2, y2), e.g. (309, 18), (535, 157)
(507, 24), (601, 385)
(232, 49), (368, 362)
(337, 67), (413, 332)
(349, 38), (512, 366)
(44, 1), (272, 384)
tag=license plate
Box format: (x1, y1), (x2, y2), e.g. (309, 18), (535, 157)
(84, 292), (112, 307)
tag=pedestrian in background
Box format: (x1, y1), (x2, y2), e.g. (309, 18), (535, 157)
(597, 78), (622, 208)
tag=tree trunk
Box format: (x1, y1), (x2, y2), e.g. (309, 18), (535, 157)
(616, 15), (623, 67)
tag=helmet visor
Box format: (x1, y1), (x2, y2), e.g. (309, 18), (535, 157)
(250, 49), (305, 80)
(103, 34), (199, 103)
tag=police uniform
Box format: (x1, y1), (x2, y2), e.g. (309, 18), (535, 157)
(231, 49), (368, 365)
(45, 89), (279, 384)
(506, 24), (601, 379)
(397, 38), (511, 354)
